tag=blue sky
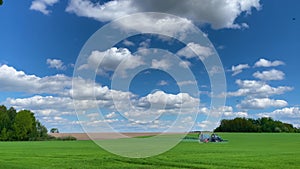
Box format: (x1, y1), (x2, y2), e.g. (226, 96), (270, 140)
(0, 0), (299, 132)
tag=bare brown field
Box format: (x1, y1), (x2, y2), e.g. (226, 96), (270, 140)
(49, 132), (170, 140)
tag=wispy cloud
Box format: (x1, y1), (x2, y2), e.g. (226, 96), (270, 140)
(47, 58), (66, 70)
(157, 80), (168, 86)
(30, 0), (59, 15)
(231, 64), (250, 76)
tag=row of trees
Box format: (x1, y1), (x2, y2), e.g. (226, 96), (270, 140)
(0, 105), (49, 141)
(215, 117), (300, 133)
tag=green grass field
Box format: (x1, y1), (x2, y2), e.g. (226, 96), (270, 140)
(0, 133), (299, 169)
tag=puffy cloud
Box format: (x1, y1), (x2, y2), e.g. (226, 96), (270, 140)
(226, 69), (292, 110)
(5, 93), (124, 118)
(30, 0), (59, 15)
(122, 40), (135, 47)
(133, 0), (261, 29)
(231, 64), (250, 76)
(197, 106), (248, 130)
(199, 106), (248, 118)
(229, 111), (248, 118)
(71, 79), (136, 115)
(254, 58), (285, 67)
(179, 61), (191, 68)
(197, 120), (219, 130)
(177, 80), (197, 87)
(137, 91), (199, 110)
(78, 47), (144, 77)
(257, 107), (300, 127)
(116, 13), (195, 39)
(105, 112), (117, 119)
(253, 69), (285, 81)
(258, 107), (300, 119)
(2, 65), (201, 132)
(47, 58), (66, 70)
(86, 113), (100, 121)
(67, 1), (195, 40)
(66, 0), (261, 29)
(66, 0), (136, 22)
(122, 91), (199, 122)
(177, 42), (213, 60)
(157, 80), (168, 86)
(237, 98), (288, 110)
(0, 64), (134, 101)
(5, 95), (75, 116)
(227, 79), (293, 97)
(208, 66), (223, 76)
(151, 59), (171, 70)
(0, 64), (71, 95)
(5, 84), (199, 132)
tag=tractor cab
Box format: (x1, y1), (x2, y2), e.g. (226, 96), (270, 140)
(199, 132), (226, 143)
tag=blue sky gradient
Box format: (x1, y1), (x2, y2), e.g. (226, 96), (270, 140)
(0, 0), (299, 132)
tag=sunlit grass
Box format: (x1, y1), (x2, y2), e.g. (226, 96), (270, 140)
(0, 133), (299, 168)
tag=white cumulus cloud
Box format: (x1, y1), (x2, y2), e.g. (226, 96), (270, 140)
(133, 0), (261, 29)
(78, 47), (144, 77)
(116, 13), (195, 40)
(258, 107), (300, 119)
(227, 79), (293, 98)
(47, 58), (66, 70)
(199, 106), (248, 118)
(2, 65), (201, 132)
(30, 0), (59, 15)
(254, 58), (285, 67)
(253, 69), (285, 81)
(257, 107), (300, 127)
(66, 0), (261, 29)
(0, 64), (71, 95)
(66, 0), (137, 22)
(237, 98), (288, 110)
(151, 59), (171, 71)
(177, 42), (213, 60)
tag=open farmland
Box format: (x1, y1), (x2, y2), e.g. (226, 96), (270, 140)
(0, 133), (299, 169)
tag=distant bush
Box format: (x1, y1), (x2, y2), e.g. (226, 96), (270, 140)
(56, 136), (77, 141)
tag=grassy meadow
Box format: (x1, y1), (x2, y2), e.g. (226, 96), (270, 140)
(0, 133), (299, 169)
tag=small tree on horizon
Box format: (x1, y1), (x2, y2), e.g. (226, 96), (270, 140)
(50, 128), (59, 133)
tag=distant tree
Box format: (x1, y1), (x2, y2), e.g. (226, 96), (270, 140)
(31, 120), (48, 140)
(0, 128), (8, 141)
(0, 105), (51, 141)
(50, 128), (59, 133)
(0, 0), (3, 6)
(7, 107), (17, 123)
(0, 106), (10, 132)
(6, 107), (17, 133)
(13, 110), (36, 141)
(215, 117), (300, 133)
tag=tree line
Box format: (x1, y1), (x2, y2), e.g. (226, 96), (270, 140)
(0, 105), (49, 141)
(214, 117), (300, 133)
